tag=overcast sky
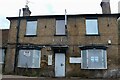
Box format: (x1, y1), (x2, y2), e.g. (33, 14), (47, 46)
(0, 0), (120, 29)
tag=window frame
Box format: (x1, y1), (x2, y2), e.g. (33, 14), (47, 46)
(17, 48), (41, 68)
(25, 20), (38, 37)
(55, 19), (66, 36)
(81, 49), (107, 69)
(85, 18), (99, 36)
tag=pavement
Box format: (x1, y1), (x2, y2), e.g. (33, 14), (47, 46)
(1, 75), (120, 80)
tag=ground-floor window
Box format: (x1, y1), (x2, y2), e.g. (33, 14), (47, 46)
(17, 49), (41, 68)
(0, 49), (5, 64)
(81, 49), (107, 69)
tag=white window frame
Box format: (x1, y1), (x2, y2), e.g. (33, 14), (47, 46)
(17, 49), (41, 68)
(86, 19), (99, 35)
(81, 49), (107, 69)
(25, 21), (37, 36)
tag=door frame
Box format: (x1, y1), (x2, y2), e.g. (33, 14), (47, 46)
(52, 46), (68, 77)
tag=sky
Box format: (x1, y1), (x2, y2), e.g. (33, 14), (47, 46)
(0, 0), (120, 29)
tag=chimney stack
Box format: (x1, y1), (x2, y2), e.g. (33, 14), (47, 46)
(118, 1), (120, 20)
(100, 0), (111, 14)
(118, 1), (120, 13)
(22, 5), (31, 16)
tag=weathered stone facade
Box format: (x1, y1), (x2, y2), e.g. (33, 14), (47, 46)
(5, 14), (120, 78)
(0, 29), (9, 73)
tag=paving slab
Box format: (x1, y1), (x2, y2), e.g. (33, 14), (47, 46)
(1, 75), (120, 80)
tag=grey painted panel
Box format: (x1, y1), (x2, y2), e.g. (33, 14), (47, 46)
(17, 50), (41, 68)
(32, 50), (41, 68)
(82, 49), (107, 69)
(86, 19), (98, 35)
(88, 50), (103, 69)
(0, 49), (5, 63)
(26, 21), (37, 35)
(55, 53), (65, 77)
(81, 50), (87, 68)
(56, 20), (65, 35)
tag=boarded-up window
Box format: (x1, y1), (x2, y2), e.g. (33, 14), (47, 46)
(81, 49), (107, 69)
(56, 20), (65, 35)
(18, 49), (41, 68)
(26, 21), (37, 35)
(0, 49), (5, 64)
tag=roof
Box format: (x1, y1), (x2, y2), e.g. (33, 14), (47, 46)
(7, 13), (120, 20)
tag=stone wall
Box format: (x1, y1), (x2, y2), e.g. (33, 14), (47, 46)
(5, 16), (120, 78)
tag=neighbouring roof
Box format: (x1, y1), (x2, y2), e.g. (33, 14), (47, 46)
(7, 13), (120, 20)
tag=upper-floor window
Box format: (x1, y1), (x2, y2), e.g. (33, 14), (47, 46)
(55, 20), (65, 35)
(86, 19), (99, 35)
(25, 21), (37, 36)
(81, 49), (107, 69)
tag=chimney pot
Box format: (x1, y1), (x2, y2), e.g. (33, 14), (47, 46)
(102, 0), (110, 2)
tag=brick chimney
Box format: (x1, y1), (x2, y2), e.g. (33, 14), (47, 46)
(22, 5), (31, 16)
(100, 0), (111, 14)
